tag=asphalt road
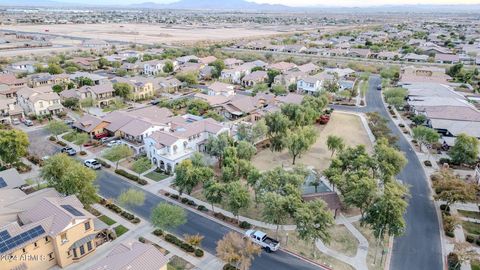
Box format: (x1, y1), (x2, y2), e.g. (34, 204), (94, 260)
(26, 128), (61, 157)
(334, 76), (442, 270)
(95, 171), (326, 270)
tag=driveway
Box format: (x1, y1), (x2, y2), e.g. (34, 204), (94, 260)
(334, 76), (442, 270)
(95, 170), (328, 270)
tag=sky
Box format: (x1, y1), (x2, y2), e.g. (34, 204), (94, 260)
(53, 0), (480, 6)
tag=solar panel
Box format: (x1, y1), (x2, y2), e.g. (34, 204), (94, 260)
(61, 205), (84, 216)
(0, 177), (7, 189)
(0, 225), (45, 253)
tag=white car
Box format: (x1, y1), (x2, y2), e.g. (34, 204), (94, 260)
(84, 159), (101, 170)
(106, 140), (122, 147)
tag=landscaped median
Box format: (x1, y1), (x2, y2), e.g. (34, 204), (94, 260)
(151, 229), (205, 258)
(99, 198), (141, 224)
(114, 169), (148, 185)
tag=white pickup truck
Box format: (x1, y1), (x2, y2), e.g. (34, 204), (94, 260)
(244, 230), (280, 253)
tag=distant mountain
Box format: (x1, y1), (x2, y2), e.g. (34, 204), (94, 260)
(129, 0), (291, 11)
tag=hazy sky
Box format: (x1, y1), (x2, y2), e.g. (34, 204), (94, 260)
(54, 0), (480, 6)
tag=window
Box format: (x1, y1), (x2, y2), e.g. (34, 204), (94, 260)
(33, 242), (38, 248)
(79, 246), (85, 256)
(73, 249), (77, 258)
(61, 233), (68, 244)
(84, 222), (91, 231)
(45, 236), (50, 243)
(67, 250), (72, 258)
(22, 248), (26, 253)
(87, 241), (92, 251)
(48, 252), (54, 261)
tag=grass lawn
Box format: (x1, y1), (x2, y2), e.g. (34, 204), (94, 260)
(145, 171), (170, 182)
(252, 112), (373, 172)
(326, 225), (359, 257)
(472, 260), (480, 270)
(114, 225), (129, 237)
(62, 131), (76, 142)
(353, 222), (389, 270)
(462, 221), (480, 236)
(360, 81), (368, 98)
(458, 210), (480, 220)
(98, 215), (116, 226)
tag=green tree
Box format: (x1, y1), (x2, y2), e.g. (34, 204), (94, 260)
(41, 154), (98, 205)
(132, 157), (152, 176)
(294, 200), (334, 257)
(324, 79), (339, 93)
(65, 66), (78, 74)
(448, 133), (479, 165)
(209, 59), (225, 79)
(326, 135), (345, 157)
(163, 60), (174, 73)
(281, 103), (318, 127)
(76, 77), (94, 87)
(151, 202), (187, 231)
(411, 114), (427, 125)
(118, 188), (145, 207)
(373, 138), (407, 183)
(412, 126), (440, 152)
(432, 168), (476, 207)
(265, 111), (290, 152)
(45, 120), (69, 139)
(73, 132), (89, 151)
(173, 159), (213, 195)
(262, 192), (289, 236)
(383, 88), (407, 108)
(176, 72), (198, 85)
(47, 63), (63, 74)
(343, 173), (378, 219)
(63, 97), (79, 109)
(225, 181), (250, 222)
(116, 69), (127, 77)
(203, 180), (225, 211)
(103, 145), (133, 169)
(113, 82), (133, 99)
(271, 85), (287, 95)
(284, 126), (317, 165)
(0, 129), (29, 166)
(267, 69), (281, 86)
(52, 84), (63, 93)
(205, 132), (233, 167)
(236, 141), (256, 161)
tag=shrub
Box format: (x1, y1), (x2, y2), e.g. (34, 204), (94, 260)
(57, 141), (67, 147)
(79, 151), (87, 156)
(153, 229), (163, 236)
(424, 160), (432, 167)
(165, 234), (179, 244)
(440, 204), (450, 212)
(194, 248), (204, 257)
(214, 212), (226, 220)
(447, 252), (460, 270)
(476, 237), (480, 246)
(439, 158), (451, 165)
(445, 230), (455, 238)
(411, 139), (417, 144)
(180, 243), (195, 253)
(239, 221), (252, 229)
(138, 237), (146, 243)
(181, 197), (189, 204)
(466, 234), (475, 243)
(197, 205), (208, 212)
(223, 264), (239, 270)
(132, 218), (140, 224)
(95, 158), (111, 168)
(138, 179), (148, 185)
(398, 123), (405, 128)
(170, 194), (179, 200)
(115, 169), (139, 182)
(164, 192), (170, 196)
(49, 136), (56, 141)
(186, 200), (196, 206)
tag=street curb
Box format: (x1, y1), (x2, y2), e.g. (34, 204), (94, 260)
(280, 248), (332, 270)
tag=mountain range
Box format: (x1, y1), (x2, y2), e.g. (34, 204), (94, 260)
(1, 0), (480, 13)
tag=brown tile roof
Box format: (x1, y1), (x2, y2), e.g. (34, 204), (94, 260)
(82, 83), (114, 95)
(149, 131), (181, 147)
(422, 106), (480, 122)
(73, 114), (104, 133)
(302, 192), (342, 211)
(89, 241), (168, 270)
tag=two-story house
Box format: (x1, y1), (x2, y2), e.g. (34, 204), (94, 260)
(296, 73), (335, 94)
(17, 86), (64, 116)
(207, 82), (235, 97)
(111, 77), (155, 101)
(0, 98), (23, 124)
(27, 73), (70, 88)
(81, 84), (116, 108)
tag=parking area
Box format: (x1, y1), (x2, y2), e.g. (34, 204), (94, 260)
(27, 128), (61, 157)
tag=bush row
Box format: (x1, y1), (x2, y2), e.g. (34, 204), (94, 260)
(212, 212), (252, 229)
(26, 154), (44, 167)
(57, 140), (67, 147)
(465, 234), (480, 246)
(95, 158), (111, 168)
(99, 198), (141, 224)
(223, 264), (239, 270)
(161, 233), (204, 257)
(115, 169), (148, 185)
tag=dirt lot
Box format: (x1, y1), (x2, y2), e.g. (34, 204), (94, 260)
(2, 23), (286, 45)
(252, 111), (373, 172)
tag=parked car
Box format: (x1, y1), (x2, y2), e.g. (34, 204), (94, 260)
(94, 133), (109, 140)
(23, 119), (33, 127)
(100, 136), (114, 144)
(244, 230), (280, 253)
(84, 159), (101, 170)
(377, 85), (382, 91)
(12, 119), (20, 125)
(106, 140), (122, 147)
(150, 99), (160, 105)
(61, 147), (77, 156)
(64, 119), (74, 126)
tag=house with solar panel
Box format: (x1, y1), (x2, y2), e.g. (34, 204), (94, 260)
(0, 188), (110, 270)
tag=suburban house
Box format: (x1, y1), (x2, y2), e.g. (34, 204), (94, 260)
(273, 71), (306, 88)
(224, 58), (244, 68)
(296, 73), (335, 94)
(402, 53), (429, 63)
(268, 61), (297, 73)
(145, 117), (229, 173)
(73, 114), (110, 138)
(0, 168), (25, 189)
(0, 74), (27, 92)
(0, 98), (23, 124)
(80, 84), (116, 108)
(111, 77), (155, 100)
(435, 53), (460, 64)
(176, 55), (199, 65)
(69, 72), (108, 85)
(377, 51), (401, 60)
(399, 66), (451, 85)
(241, 70), (268, 87)
(199, 56), (217, 65)
(69, 57), (98, 71)
(219, 93), (276, 121)
(155, 77), (183, 93)
(16, 86), (64, 116)
(27, 73), (70, 88)
(9, 61), (37, 73)
(143, 60), (168, 76)
(0, 188), (110, 270)
(89, 241), (168, 270)
(346, 48), (372, 58)
(60, 87), (92, 103)
(207, 82), (235, 97)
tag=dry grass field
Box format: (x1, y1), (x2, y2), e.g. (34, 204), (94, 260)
(1, 23), (286, 45)
(252, 111), (373, 172)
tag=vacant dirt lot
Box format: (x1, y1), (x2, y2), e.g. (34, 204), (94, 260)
(252, 112), (373, 172)
(2, 23), (285, 45)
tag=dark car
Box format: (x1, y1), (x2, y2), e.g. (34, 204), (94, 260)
(61, 147), (77, 156)
(377, 85), (382, 91)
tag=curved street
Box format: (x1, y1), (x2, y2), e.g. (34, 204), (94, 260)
(333, 76), (442, 270)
